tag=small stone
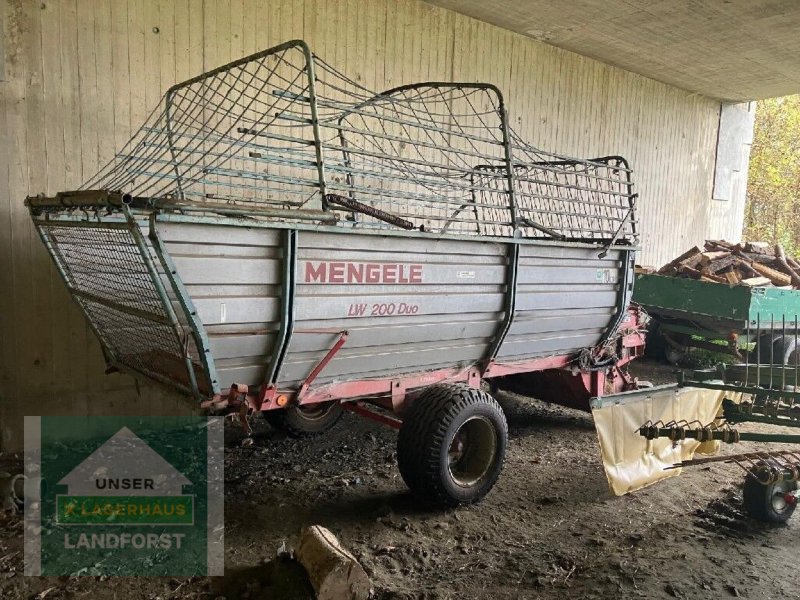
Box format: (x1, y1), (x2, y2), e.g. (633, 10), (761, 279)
(725, 584), (740, 597)
(665, 583), (682, 598)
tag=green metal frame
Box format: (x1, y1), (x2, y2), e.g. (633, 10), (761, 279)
(148, 213), (220, 396)
(122, 206), (203, 400)
(486, 243), (519, 362)
(29, 210), (204, 397)
(679, 365), (800, 401)
(266, 228), (298, 385)
(634, 273), (800, 332)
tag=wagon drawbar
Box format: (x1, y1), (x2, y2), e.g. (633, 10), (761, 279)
(26, 40), (642, 507)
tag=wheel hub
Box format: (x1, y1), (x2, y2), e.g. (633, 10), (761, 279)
(296, 402), (334, 421)
(447, 416), (497, 488)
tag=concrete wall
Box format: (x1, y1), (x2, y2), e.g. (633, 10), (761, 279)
(1, 0), (732, 450)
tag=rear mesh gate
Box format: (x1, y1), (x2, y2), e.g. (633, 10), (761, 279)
(34, 213), (213, 398)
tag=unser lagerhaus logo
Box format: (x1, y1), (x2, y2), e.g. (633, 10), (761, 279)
(25, 416), (223, 576)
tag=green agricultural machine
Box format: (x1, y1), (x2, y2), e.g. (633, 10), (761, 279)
(634, 273), (800, 365)
(630, 273), (800, 522)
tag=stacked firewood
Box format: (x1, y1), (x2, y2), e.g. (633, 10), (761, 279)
(656, 240), (800, 289)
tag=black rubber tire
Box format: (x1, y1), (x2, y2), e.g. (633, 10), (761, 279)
(644, 318), (666, 360)
(664, 344), (689, 366)
(263, 401), (343, 437)
(397, 383), (507, 507)
(743, 463), (798, 523)
(757, 334), (799, 366)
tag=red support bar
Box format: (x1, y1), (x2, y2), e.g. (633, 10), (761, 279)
(297, 330), (348, 399)
(342, 402), (403, 429)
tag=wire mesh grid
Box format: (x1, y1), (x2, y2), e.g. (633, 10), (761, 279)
(70, 39), (636, 243)
(738, 313), (800, 410)
(39, 222), (205, 392)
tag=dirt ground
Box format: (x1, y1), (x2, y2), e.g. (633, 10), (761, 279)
(3, 358), (800, 599)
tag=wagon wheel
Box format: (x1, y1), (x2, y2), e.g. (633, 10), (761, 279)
(742, 462), (798, 523)
(263, 401), (344, 437)
(660, 329), (690, 365)
(397, 384), (507, 507)
(757, 333), (799, 366)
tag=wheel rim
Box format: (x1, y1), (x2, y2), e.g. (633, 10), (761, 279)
(665, 346), (686, 364)
(447, 416), (497, 487)
(770, 481), (797, 514)
(295, 402), (336, 422)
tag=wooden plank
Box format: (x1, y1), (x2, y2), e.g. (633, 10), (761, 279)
(724, 271), (740, 285)
(0, 0), (24, 405)
(57, 0), (90, 400)
(41, 1), (68, 394)
(750, 261), (792, 287)
(657, 245), (701, 274)
(21, 1), (48, 402)
(741, 276), (772, 287)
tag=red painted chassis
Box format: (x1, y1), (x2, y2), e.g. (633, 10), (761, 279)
(203, 307), (647, 433)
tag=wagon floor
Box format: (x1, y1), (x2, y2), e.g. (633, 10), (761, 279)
(3, 359), (799, 599)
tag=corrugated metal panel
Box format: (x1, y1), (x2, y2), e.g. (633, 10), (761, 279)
(498, 246), (624, 361)
(156, 221), (284, 391)
(1, 0), (726, 449)
(278, 230), (505, 386)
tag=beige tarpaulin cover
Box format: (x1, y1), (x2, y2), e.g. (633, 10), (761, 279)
(593, 386), (731, 496)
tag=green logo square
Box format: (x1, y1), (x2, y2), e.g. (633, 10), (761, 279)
(24, 416), (223, 576)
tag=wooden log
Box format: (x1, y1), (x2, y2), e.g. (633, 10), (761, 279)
(700, 251), (735, 273)
(699, 251), (729, 264)
(744, 241), (771, 255)
(724, 270), (741, 285)
(296, 526), (370, 600)
(678, 264), (702, 279)
(776, 244), (800, 287)
(705, 239), (737, 252)
(739, 252), (777, 264)
(680, 252), (704, 270)
(657, 245), (701, 274)
(733, 259), (759, 278)
(750, 261), (793, 286)
(741, 276), (772, 287)
(700, 268), (727, 283)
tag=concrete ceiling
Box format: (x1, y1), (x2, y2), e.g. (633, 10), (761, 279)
(425, 0), (800, 102)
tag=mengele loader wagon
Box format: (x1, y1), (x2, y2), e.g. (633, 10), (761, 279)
(26, 40), (643, 507)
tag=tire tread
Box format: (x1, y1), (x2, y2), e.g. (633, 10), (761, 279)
(397, 383), (507, 507)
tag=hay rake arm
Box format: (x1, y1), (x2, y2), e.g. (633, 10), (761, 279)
(636, 314), (800, 521)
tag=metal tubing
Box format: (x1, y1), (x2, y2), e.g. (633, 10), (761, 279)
(486, 243), (519, 361)
(123, 206), (202, 400)
(299, 40), (328, 207)
(148, 213), (220, 395)
(266, 229), (298, 385)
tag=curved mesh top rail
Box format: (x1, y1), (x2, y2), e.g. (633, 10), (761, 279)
(33, 39), (637, 245)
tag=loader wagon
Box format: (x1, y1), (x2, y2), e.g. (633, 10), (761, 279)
(26, 40), (641, 507)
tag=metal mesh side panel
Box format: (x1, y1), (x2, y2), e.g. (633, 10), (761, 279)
(472, 155), (636, 242)
(39, 222), (206, 393)
(68, 39), (637, 243)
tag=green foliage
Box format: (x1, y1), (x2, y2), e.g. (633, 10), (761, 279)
(745, 96), (800, 257)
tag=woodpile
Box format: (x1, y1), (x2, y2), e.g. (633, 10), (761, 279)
(655, 241), (800, 289)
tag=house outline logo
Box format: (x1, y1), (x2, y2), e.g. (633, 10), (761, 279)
(55, 426), (195, 526)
